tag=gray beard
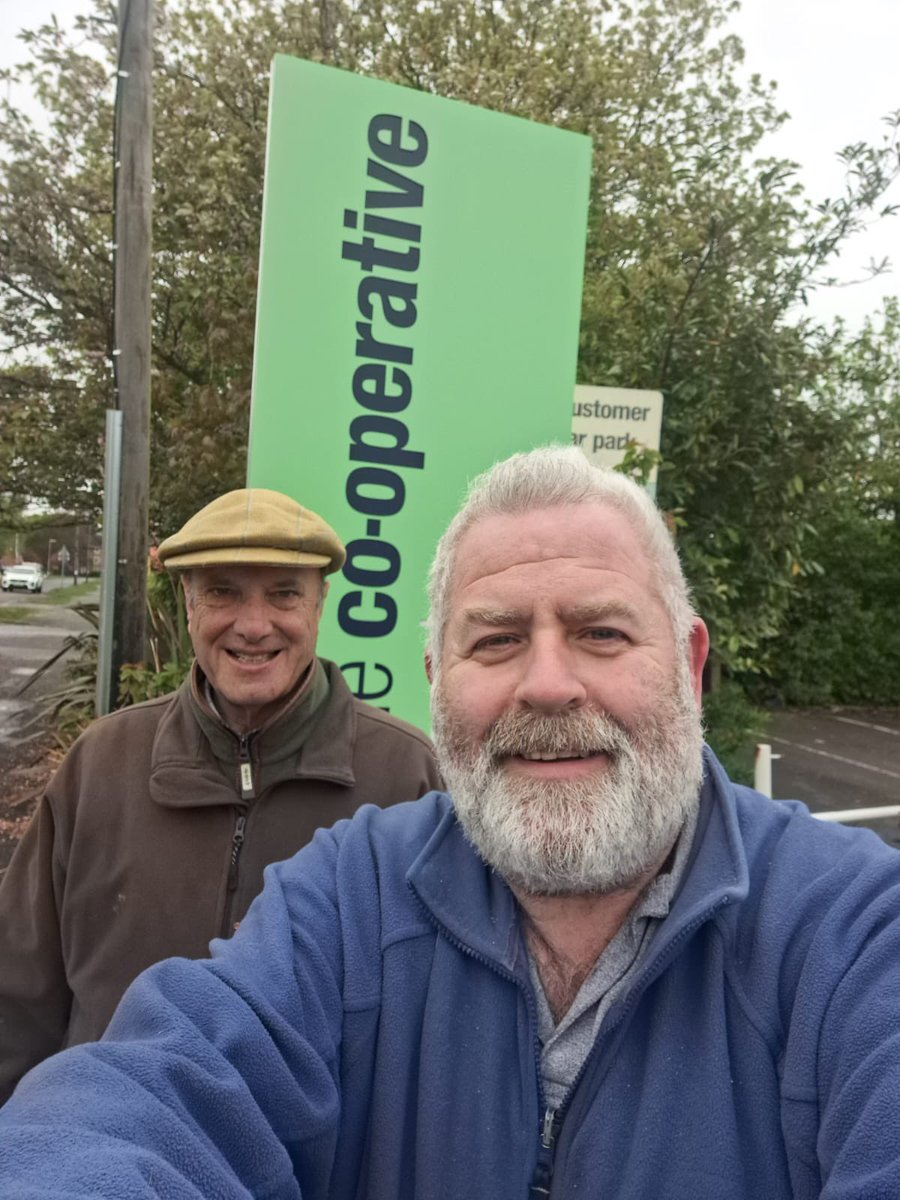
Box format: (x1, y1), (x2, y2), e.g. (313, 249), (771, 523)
(432, 668), (704, 897)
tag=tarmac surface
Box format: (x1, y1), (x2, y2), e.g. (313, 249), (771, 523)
(0, 585), (89, 748)
(768, 707), (900, 849)
(0, 581), (97, 872)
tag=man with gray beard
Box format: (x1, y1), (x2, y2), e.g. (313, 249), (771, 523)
(434, 675), (702, 898)
(2, 446), (900, 1199)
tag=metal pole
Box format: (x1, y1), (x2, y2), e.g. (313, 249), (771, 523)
(97, 411), (123, 716)
(813, 805), (900, 823)
(112, 0), (153, 690)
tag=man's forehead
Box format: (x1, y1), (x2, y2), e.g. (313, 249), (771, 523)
(444, 502), (666, 626)
(452, 503), (643, 581)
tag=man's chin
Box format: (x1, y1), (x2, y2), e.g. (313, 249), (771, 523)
(450, 752), (700, 899)
(465, 832), (662, 899)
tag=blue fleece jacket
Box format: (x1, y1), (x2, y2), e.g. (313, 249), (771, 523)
(1, 749), (900, 1199)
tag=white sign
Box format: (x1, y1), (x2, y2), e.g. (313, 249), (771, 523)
(572, 385), (664, 494)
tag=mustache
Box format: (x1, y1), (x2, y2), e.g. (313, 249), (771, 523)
(483, 708), (633, 761)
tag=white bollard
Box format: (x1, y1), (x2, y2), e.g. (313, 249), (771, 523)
(754, 743), (773, 798)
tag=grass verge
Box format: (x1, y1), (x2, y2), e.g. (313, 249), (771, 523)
(0, 606), (36, 624)
(43, 580), (101, 605)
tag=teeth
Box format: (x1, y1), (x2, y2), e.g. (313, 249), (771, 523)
(230, 652), (276, 663)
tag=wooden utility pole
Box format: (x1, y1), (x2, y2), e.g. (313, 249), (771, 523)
(319, 0), (336, 62)
(111, 0), (153, 692)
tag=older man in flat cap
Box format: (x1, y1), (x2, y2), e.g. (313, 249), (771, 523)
(0, 488), (440, 1104)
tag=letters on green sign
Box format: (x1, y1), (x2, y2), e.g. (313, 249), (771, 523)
(337, 114), (428, 706)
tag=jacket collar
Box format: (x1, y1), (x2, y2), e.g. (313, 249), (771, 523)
(189, 658), (329, 767)
(149, 658), (359, 808)
(407, 747), (750, 984)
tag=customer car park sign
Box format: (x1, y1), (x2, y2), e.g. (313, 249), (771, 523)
(248, 56), (591, 729)
(572, 385), (664, 495)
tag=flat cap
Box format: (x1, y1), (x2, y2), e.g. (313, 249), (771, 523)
(157, 488), (346, 574)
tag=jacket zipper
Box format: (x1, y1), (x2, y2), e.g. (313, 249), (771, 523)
(529, 1107), (560, 1197)
(237, 733), (256, 800)
(224, 733), (256, 934)
(411, 889), (556, 1198)
(227, 813), (247, 892)
(531, 893), (736, 1196)
(411, 880), (733, 1199)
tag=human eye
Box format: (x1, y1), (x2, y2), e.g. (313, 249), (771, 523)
(582, 626), (628, 647)
(269, 588), (302, 608)
(204, 585), (238, 606)
(471, 632), (521, 657)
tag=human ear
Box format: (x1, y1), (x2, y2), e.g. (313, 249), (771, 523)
(688, 619), (710, 705)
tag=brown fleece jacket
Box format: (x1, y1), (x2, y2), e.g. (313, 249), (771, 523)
(0, 659), (440, 1103)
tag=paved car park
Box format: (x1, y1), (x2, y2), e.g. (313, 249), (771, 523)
(769, 708), (900, 848)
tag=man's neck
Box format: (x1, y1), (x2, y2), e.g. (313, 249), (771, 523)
(511, 864), (662, 1024)
(199, 660), (315, 736)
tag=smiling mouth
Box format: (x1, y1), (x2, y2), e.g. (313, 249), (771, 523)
(226, 650), (280, 664)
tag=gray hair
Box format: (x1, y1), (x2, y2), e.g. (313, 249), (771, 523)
(425, 445), (697, 663)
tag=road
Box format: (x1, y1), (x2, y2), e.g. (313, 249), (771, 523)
(0, 583), (97, 746)
(766, 708), (900, 847)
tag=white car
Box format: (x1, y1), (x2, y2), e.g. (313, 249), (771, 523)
(1, 562), (45, 592)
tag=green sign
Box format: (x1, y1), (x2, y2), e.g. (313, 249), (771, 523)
(249, 55), (591, 729)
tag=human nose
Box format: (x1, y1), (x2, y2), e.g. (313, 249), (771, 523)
(231, 596), (274, 641)
(513, 635), (587, 713)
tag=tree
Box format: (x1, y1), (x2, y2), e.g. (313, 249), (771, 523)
(759, 300), (900, 705)
(1, 0), (898, 691)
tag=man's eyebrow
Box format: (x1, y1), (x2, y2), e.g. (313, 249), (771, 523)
(562, 601), (642, 624)
(458, 607), (527, 628)
(458, 601), (644, 628)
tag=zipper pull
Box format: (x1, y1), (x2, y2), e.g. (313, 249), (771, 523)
(227, 814), (247, 892)
(529, 1107), (559, 1197)
(541, 1107), (558, 1150)
(238, 734), (256, 799)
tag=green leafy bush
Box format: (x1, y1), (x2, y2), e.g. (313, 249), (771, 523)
(702, 680), (770, 786)
(762, 515), (900, 707)
(118, 659), (191, 705)
(117, 571), (194, 706)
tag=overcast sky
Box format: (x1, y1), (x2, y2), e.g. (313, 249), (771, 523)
(728, 0), (899, 329)
(2, 0), (898, 330)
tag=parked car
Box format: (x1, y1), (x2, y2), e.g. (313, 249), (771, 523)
(1, 562), (45, 592)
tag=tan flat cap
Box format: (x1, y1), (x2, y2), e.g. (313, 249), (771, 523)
(157, 488), (346, 574)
